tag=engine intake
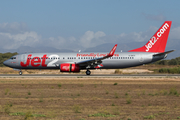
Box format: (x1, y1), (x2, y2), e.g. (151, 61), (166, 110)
(60, 63), (80, 72)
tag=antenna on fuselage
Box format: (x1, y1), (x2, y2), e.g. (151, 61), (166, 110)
(79, 50), (81, 52)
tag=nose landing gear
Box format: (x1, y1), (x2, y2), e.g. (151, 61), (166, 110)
(86, 70), (91, 75)
(19, 71), (22, 75)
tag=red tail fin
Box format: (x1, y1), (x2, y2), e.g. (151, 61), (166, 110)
(107, 44), (117, 57)
(129, 21), (172, 52)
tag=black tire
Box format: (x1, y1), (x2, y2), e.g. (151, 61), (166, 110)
(19, 71), (22, 75)
(86, 70), (91, 75)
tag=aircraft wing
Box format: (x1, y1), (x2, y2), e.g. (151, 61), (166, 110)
(76, 44), (117, 68)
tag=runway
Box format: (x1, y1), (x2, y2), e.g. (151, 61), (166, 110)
(0, 74), (180, 78)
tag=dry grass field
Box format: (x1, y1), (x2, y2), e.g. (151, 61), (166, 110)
(0, 77), (180, 120)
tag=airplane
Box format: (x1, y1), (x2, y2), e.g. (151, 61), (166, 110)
(3, 21), (174, 75)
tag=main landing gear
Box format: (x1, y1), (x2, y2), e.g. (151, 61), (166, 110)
(19, 71), (22, 75)
(86, 69), (91, 75)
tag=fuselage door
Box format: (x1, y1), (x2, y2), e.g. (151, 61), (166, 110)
(22, 54), (27, 63)
(16, 55), (18, 65)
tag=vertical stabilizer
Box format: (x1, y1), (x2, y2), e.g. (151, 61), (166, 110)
(129, 21), (172, 52)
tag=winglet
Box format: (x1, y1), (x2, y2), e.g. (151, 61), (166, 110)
(107, 44), (117, 57)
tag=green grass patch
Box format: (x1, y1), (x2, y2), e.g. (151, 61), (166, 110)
(73, 104), (81, 113)
(144, 115), (155, 119)
(28, 91), (31, 95)
(114, 83), (118, 85)
(9, 112), (46, 117)
(88, 113), (117, 117)
(126, 96), (132, 104)
(169, 87), (178, 95)
(58, 83), (61, 88)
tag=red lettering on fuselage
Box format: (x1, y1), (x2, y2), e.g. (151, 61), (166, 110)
(77, 53), (119, 57)
(31, 57), (41, 67)
(41, 55), (48, 67)
(20, 54), (32, 67)
(20, 54), (47, 67)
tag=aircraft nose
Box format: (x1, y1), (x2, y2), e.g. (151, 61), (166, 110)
(3, 60), (8, 66)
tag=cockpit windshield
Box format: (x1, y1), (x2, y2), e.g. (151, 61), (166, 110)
(10, 57), (16, 60)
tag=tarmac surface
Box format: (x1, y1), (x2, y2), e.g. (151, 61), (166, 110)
(0, 74), (180, 78)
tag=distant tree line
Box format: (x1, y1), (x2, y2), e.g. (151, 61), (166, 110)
(154, 57), (180, 65)
(0, 52), (18, 67)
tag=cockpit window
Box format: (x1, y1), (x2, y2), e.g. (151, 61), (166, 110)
(10, 57), (16, 60)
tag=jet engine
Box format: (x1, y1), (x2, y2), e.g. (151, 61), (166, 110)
(60, 63), (80, 72)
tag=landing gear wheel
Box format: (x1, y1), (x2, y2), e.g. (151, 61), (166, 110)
(19, 71), (22, 75)
(86, 70), (91, 75)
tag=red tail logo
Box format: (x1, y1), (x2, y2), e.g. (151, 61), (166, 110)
(129, 21), (172, 53)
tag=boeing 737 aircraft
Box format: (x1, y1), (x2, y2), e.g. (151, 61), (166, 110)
(3, 21), (174, 75)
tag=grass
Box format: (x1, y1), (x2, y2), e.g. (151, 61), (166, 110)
(169, 87), (178, 95)
(3, 102), (13, 114)
(9, 112), (25, 116)
(114, 83), (118, 85)
(73, 104), (81, 113)
(39, 96), (43, 102)
(126, 96), (132, 104)
(5, 88), (10, 95)
(28, 91), (31, 95)
(114, 92), (119, 98)
(144, 115), (155, 119)
(24, 111), (33, 120)
(114, 69), (122, 74)
(88, 113), (117, 117)
(105, 89), (109, 94)
(58, 83), (62, 88)
(112, 103), (115, 106)
(0, 77), (180, 119)
(79, 83), (84, 87)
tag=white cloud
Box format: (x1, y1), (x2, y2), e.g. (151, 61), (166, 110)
(0, 22), (179, 51)
(0, 22), (28, 33)
(80, 31), (106, 48)
(0, 31), (41, 49)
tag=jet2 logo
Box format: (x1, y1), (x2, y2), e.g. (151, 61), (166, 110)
(20, 54), (59, 67)
(145, 23), (169, 52)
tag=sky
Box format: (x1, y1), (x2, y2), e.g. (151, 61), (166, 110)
(0, 0), (180, 51)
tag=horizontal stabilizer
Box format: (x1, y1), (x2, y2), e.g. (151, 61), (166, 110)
(153, 50), (174, 57)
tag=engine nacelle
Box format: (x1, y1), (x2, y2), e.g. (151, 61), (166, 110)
(60, 63), (80, 72)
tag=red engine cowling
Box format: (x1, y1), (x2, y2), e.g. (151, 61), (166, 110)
(60, 63), (80, 72)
